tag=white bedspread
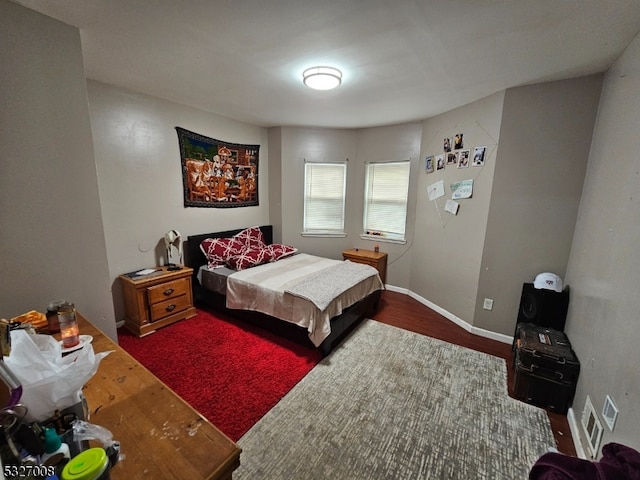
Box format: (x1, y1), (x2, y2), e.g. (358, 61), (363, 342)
(225, 254), (384, 347)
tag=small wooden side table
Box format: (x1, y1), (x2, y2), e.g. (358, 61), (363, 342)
(342, 248), (387, 284)
(119, 266), (197, 337)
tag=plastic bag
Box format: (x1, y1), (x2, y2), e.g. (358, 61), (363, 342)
(3, 330), (111, 422)
(71, 420), (124, 464)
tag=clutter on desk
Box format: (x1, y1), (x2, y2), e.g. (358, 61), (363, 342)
(0, 404), (121, 480)
(3, 329), (110, 423)
(0, 304), (120, 479)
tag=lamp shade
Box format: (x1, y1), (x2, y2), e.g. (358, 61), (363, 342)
(303, 66), (342, 90)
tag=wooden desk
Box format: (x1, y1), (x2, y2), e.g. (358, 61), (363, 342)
(78, 313), (241, 479)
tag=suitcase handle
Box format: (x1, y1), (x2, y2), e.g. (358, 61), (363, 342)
(529, 363), (565, 380)
(531, 350), (566, 364)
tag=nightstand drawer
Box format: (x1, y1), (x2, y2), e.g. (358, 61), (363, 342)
(150, 294), (189, 322)
(147, 277), (189, 304)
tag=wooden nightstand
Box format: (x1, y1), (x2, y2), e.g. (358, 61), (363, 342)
(119, 266), (197, 336)
(342, 248), (388, 284)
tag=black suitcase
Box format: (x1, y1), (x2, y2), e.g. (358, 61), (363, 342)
(514, 323), (580, 381)
(513, 323), (580, 413)
(513, 359), (577, 414)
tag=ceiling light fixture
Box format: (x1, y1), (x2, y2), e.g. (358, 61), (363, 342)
(302, 66), (342, 90)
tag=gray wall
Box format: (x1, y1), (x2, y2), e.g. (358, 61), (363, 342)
(268, 128), (283, 243)
(476, 76), (602, 335)
(565, 32), (640, 454)
(274, 123), (422, 278)
(411, 92), (504, 329)
(408, 78), (603, 340)
(86, 80), (269, 323)
(355, 124), (423, 287)
(0, 1), (115, 338)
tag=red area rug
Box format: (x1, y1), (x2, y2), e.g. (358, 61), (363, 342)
(117, 308), (321, 441)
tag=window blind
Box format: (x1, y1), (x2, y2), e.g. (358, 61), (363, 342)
(363, 161), (410, 240)
(303, 162), (346, 233)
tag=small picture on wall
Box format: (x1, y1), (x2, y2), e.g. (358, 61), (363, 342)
(446, 152), (457, 165)
(472, 146), (486, 166)
(425, 155), (434, 173)
(458, 149), (470, 168)
(454, 133), (464, 150)
(436, 154), (445, 171)
(443, 137), (452, 152)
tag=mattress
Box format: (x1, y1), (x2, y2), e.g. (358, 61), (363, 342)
(197, 253), (384, 346)
(197, 264), (235, 296)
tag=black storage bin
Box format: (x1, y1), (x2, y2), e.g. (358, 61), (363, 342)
(513, 323), (580, 414)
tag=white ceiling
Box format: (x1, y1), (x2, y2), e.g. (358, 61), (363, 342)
(14, 0), (640, 129)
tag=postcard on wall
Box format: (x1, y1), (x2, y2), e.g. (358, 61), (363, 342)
(444, 199), (459, 215)
(472, 146), (486, 166)
(446, 152), (457, 165)
(458, 149), (470, 168)
(454, 133), (464, 150)
(451, 179), (473, 199)
(435, 154), (445, 171)
(427, 180), (445, 201)
(444, 137), (452, 152)
(425, 155), (434, 173)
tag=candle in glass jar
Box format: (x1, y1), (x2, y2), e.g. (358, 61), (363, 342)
(58, 302), (80, 348)
(60, 324), (80, 347)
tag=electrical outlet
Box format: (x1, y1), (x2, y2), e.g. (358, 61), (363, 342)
(483, 298), (494, 310)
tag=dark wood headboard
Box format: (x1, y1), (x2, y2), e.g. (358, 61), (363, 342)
(185, 225), (273, 274)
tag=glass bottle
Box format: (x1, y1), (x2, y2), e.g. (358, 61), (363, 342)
(46, 299), (67, 333)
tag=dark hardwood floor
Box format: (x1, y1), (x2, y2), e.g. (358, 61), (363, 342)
(370, 289), (577, 457)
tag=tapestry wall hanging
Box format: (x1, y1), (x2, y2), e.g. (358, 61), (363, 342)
(176, 127), (259, 208)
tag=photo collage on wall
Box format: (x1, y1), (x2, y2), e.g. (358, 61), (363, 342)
(425, 132), (486, 173)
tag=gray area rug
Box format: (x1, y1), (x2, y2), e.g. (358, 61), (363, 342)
(236, 320), (555, 479)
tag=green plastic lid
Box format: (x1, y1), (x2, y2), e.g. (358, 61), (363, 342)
(61, 448), (108, 480)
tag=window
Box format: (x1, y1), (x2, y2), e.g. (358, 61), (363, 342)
(303, 162), (347, 235)
(363, 161), (410, 242)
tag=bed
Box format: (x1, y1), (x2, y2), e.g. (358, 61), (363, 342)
(185, 225), (384, 356)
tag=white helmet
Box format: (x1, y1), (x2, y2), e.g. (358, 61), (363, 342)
(534, 272), (563, 292)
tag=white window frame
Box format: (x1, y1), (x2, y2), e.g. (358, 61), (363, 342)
(362, 160), (410, 243)
(302, 162), (347, 237)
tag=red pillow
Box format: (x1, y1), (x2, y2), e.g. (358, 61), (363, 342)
(267, 244), (298, 261)
(226, 246), (273, 270)
(200, 237), (245, 268)
(233, 226), (266, 249)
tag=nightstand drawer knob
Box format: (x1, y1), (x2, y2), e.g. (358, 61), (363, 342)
(165, 304), (176, 312)
(163, 288), (175, 296)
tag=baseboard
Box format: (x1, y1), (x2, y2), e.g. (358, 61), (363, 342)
(567, 407), (588, 459)
(385, 285), (513, 345)
(384, 284), (408, 294)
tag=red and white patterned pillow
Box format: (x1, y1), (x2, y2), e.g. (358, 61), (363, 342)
(266, 244), (298, 262)
(200, 237), (245, 269)
(226, 246), (273, 270)
(233, 226), (266, 249)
